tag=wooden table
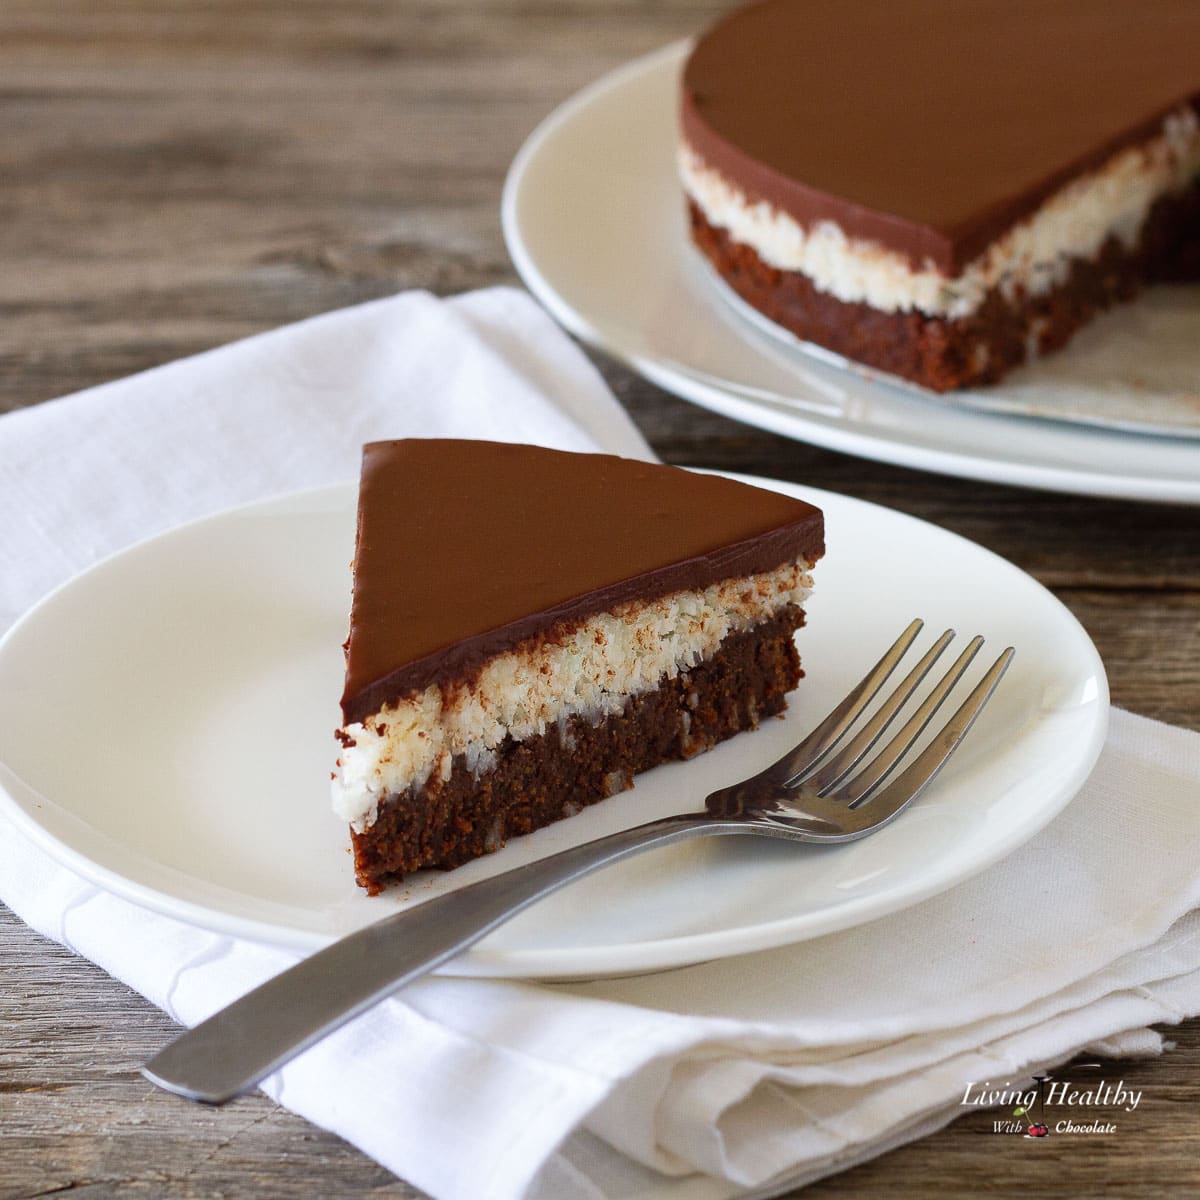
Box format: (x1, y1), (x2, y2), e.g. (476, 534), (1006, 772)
(3, 3), (1197, 1196)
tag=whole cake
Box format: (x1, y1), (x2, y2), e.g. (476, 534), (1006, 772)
(679, 0), (1200, 392)
(332, 439), (824, 893)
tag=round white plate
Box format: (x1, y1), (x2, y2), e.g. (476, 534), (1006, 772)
(0, 477), (1107, 979)
(502, 41), (1200, 504)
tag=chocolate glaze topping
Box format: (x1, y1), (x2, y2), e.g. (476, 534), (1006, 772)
(681, 0), (1200, 273)
(340, 440), (824, 724)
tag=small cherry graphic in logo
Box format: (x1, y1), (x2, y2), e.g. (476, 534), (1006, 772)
(1026, 1123), (1049, 1138)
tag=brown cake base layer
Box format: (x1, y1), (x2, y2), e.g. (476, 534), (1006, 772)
(350, 609), (804, 893)
(687, 181), (1200, 392)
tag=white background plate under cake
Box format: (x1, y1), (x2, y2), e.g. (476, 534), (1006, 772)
(502, 41), (1200, 504)
(0, 477), (1106, 979)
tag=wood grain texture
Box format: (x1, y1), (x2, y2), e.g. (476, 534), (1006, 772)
(1, 2), (1197, 1198)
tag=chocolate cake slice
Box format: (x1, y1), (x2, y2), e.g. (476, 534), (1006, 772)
(332, 439), (824, 893)
(680, 0), (1200, 391)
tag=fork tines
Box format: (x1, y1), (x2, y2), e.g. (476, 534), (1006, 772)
(773, 619), (1014, 808)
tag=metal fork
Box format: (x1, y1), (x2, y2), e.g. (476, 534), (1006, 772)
(143, 619), (1013, 1105)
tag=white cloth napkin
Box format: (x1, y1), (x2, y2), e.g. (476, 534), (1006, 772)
(2, 287), (1199, 1200)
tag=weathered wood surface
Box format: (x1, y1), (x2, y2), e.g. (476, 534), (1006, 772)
(1, 2), (1197, 1197)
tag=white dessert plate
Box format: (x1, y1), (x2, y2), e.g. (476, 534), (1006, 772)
(0, 476), (1107, 979)
(502, 41), (1200, 504)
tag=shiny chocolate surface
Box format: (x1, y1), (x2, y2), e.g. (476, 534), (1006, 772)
(340, 439), (824, 723)
(681, 0), (1200, 271)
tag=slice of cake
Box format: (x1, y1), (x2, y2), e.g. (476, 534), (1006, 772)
(332, 439), (824, 893)
(679, 0), (1200, 392)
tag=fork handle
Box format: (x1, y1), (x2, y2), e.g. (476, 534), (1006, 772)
(143, 811), (726, 1105)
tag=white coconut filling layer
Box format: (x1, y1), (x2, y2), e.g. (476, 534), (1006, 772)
(332, 561), (814, 832)
(680, 105), (1200, 319)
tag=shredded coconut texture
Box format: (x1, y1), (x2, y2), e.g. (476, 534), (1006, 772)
(680, 105), (1200, 318)
(332, 560), (814, 831)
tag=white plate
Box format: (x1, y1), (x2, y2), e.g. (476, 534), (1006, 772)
(502, 41), (1200, 504)
(0, 477), (1107, 979)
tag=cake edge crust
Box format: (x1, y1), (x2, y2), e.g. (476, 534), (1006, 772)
(686, 184), (1200, 392)
(349, 608), (804, 893)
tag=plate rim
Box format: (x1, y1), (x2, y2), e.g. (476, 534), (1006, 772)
(0, 474), (1110, 978)
(501, 40), (1200, 506)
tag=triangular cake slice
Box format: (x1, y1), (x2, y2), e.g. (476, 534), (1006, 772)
(333, 439), (824, 893)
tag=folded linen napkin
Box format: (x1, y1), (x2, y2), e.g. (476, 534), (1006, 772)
(2, 287), (1198, 1200)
